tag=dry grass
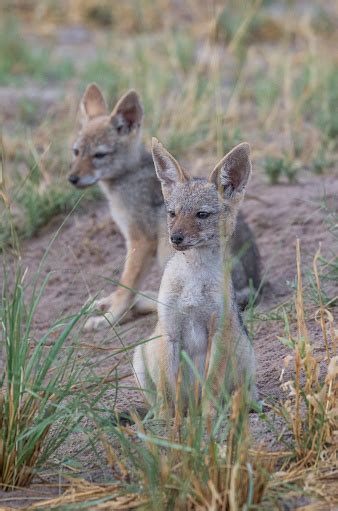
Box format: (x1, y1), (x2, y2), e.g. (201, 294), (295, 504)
(258, 241), (337, 509)
(277, 241), (337, 466)
(28, 479), (147, 510)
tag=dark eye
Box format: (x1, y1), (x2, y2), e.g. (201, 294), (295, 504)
(196, 211), (210, 219)
(94, 152), (107, 159)
(168, 210), (176, 218)
(73, 148), (79, 157)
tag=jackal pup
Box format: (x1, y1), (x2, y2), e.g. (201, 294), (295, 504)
(133, 139), (258, 413)
(69, 84), (261, 330)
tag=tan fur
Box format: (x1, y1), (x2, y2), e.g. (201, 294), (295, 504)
(133, 139), (258, 415)
(68, 84), (262, 330)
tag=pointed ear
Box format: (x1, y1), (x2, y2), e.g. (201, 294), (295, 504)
(209, 143), (252, 197)
(80, 83), (107, 121)
(152, 138), (189, 188)
(111, 90), (143, 134)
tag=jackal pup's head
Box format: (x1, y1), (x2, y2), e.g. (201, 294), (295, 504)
(152, 138), (252, 251)
(68, 84), (143, 188)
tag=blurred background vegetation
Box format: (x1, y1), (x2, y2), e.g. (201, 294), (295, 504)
(0, 0), (337, 245)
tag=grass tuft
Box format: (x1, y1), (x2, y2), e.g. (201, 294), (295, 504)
(263, 155), (298, 185)
(277, 241), (337, 466)
(0, 262), (88, 489)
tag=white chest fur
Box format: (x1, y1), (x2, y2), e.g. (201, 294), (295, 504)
(99, 182), (130, 240)
(158, 249), (223, 357)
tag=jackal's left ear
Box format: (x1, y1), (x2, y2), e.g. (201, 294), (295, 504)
(111, 90), (143, 134)
(209, 143), (252, 197)
(152, 138), (189, 189)
(80, 83), (107, 121)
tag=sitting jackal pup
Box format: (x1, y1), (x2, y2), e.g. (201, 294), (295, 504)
(133, 139), (258, 413)
(69, 84), (261, 330)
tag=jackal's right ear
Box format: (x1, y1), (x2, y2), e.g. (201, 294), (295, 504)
(111, 90), (143, 134)
(209, 143), (252, 198)
(80, 83), (107, 121)
(152, 138), (188, 190)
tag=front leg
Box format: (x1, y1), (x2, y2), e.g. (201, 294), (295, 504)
(163, 337), (181, 396)
(85, 237), (156, 331)
(148, 318), (182, 416)
(154, 336), (181, 418)
(134, 322), (179, 416)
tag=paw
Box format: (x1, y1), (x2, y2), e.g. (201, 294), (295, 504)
(83, 312), (115, 332)
(93, 294), (115, 313)
(84, 295), (132, 331)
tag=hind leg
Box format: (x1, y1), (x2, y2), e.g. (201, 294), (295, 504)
(134, 291), (158, 314)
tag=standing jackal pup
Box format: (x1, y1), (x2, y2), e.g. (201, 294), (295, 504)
(69, 84), (261, 330)
(133, 139), (258, 414)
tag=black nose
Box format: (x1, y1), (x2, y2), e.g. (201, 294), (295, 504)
(68, 175), (79, 185)
(171, 233), (184, 245)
